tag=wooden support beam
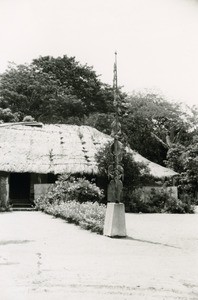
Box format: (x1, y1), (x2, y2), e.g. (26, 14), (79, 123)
(0, 172), (9, 210)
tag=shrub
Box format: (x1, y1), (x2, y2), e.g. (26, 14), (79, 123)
(34, 175), (104, 207)
(125, 188), (148, 213)
(163, 196), (194, 214)
(34, 175), (106, 234)
(35, 199), (106, 234)
(128, 187), (194, 214)
(66, 177), (104, 203)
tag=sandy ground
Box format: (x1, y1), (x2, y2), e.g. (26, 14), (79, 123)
(0, 211), (198, 300)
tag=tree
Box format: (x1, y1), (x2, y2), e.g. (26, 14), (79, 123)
(32, 55), (114, 114)
(0, 62), (85, 123)
(120, 91), (197, 165)
(166, 137), (198, 200)
(181, 138), (198, 197)
(83, 112), (114, 135)
(165, 143), (186, 173)
(0, 56), (114, 123)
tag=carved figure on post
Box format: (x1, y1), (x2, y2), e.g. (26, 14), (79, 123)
(103, 52), (127, 237)
(107, 52), (124, 203)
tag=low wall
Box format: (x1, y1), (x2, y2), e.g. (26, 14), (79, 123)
(140, 186), (178, 200)
(34, 183), (55, 200)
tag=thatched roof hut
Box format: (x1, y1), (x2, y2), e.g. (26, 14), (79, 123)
(0, 122), (178, 208)
(0, 122), (177, 178)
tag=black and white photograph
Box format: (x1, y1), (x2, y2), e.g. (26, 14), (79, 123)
(0, 0), (198, 299)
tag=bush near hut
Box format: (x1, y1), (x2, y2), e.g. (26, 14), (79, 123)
(34, 175), (106, 234)
(38, 175), (104, 204)
(127, 188), (194, 214)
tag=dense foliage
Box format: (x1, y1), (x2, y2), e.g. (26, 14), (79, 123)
(34, 175), (105, 234)
(120, 92), (198, 165)
(85, 91), (198, 166)
(127, 188), (194, 213)
(166, 139), (198, 202)
(37, 175), (104, 205)
(0, 56), (114, 123)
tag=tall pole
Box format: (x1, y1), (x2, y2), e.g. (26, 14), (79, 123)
(108, 52), (124, 203)
(104, 52), (126, 237)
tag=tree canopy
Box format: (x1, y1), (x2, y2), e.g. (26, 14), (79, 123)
(0, 56), (114, 123)
(86, 91), (198, 165)
(121, 91), (197, 164)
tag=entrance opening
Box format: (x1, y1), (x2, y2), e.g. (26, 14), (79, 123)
(9, 173), (32, 207)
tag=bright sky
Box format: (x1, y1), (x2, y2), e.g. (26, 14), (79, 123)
(0, 0), (198, 107)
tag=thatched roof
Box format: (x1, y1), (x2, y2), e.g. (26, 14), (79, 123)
(127, 150), (178, 178)
(0, 123), (177, 178)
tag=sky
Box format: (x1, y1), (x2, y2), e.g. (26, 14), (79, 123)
(0, 0), (198, 107)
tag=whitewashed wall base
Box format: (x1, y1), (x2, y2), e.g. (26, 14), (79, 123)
(103, 203), (127, 237)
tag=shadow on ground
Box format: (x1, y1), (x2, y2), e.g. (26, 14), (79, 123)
(125, 236), (180, 249)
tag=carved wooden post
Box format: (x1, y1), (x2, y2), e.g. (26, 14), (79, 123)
(103, 53), (126, 237)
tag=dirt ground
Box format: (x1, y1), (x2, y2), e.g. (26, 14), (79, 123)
(0, 211), (198, 300)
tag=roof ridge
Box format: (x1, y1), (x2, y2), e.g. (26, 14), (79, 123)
(0, 122), (43, 128)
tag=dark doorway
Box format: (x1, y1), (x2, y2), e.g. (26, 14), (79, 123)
(9, 173), (32, 207)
